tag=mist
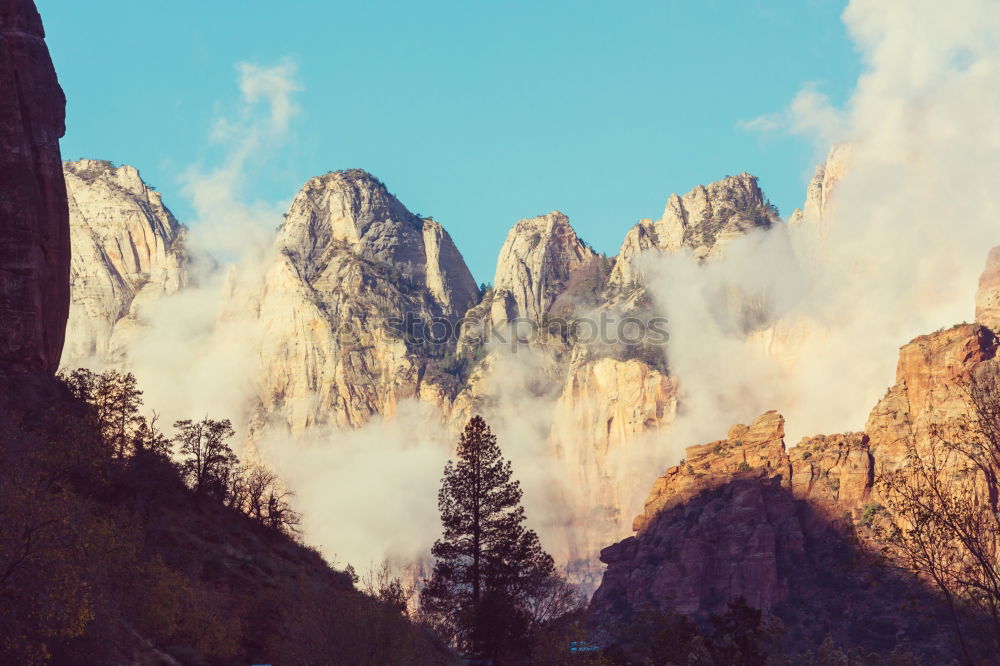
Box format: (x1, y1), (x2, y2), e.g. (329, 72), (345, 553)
(643, 0), (1000, 453)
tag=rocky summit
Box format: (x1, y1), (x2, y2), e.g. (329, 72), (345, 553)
(610, 172), (779, 287)
(61, 160), (187, 366)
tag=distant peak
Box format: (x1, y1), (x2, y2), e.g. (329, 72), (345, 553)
(309, 168), (390, 193)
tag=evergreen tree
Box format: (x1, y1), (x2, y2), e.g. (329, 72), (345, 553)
(420, 415), (560, 661)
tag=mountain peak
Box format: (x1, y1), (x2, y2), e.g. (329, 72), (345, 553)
(278, 169), (478, 317)
(610, 173), (779, 287)
(491, 211), (596, 324)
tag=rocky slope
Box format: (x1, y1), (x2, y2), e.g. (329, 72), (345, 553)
(0, 0), (69, 374)
(61, 160), (187, 367)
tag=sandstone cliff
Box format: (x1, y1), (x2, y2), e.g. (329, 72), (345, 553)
(251, 169), (479, 433)
(491, 211), (596, 326)
(61, 159), (187, 367)
(591, 407), (956, 657)
(0, 0), (69, 374)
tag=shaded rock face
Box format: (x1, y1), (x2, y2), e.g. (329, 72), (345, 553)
(0, 0), (69, 374)
(975, 246), (1000, 334)
(60, 160), (187, 367)
(598, 412), (808, 616)
(491, 211), (596, 325)
(610, 173), (778, 287)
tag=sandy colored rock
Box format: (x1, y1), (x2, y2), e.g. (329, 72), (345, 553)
(610, 173), (778, 287)
(633, 411), (790, 533)
(60, 160), (187, 367)
(491, 211), (596, 325)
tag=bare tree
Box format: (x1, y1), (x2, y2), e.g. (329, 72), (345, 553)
(877, 365), (1000, 660)
(361, 559), (415, 617)
(173, 418), (238, 499)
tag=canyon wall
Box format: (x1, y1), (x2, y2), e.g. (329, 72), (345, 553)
(0, 0), (69, 374)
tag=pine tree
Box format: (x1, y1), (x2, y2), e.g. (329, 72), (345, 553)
(419, 415), (559, 661)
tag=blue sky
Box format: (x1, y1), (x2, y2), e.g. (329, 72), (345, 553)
(38, 0), (858, 283)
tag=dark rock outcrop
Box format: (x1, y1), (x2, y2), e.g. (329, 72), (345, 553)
(0, 0), (69, 374)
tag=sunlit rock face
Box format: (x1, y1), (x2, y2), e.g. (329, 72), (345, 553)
(491, 211), (596, 326)
(787, 143), (853, 266)
(250, 170), (479, 433)
(548, 356), (677, 581)
(865, 323), (998, 467)
(788, 143), (852, 230)
(278, 169), (479, 318)
(60, 160), (187, 367)
(609, 173), (779, 287)
(0, 0), (70, 374)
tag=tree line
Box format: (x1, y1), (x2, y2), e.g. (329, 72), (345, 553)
(60, 368), (299, 535)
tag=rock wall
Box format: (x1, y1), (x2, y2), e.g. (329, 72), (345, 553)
(491, 211), (596, 326)
(252, 169), (478, 433)
(60, 160), (187, 367)
(0, 0), (69, 374)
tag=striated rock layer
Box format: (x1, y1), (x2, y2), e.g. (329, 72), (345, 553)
(0, 0), (69, 374)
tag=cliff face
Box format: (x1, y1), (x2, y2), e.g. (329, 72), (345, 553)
(610, 173), (778, 287)
(0, 0), (69, 374)
(491, 211), (596, 326)
(251, 170), (478, 433)
(61, 160), (187, 367)
(279, 169), (478, 318)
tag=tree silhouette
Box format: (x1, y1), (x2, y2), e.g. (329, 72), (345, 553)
(419, 415), (560, 661)
(173, 418), (237, 499)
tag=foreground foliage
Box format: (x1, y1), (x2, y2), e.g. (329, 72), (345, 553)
(0, 370), (453, 664)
